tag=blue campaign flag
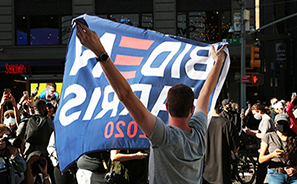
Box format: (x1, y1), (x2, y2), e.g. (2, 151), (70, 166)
(55, 14), (230, 172)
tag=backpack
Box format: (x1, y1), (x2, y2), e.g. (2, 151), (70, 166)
(24, 114), (51, 144)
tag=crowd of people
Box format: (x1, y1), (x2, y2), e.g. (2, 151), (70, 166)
(1, 20), (297, 184)
(204, 94), (297, 184)
(0, 83), (60, 184)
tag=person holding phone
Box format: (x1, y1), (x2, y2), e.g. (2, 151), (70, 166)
(0, 89), (21, 128)
(259, 113), (297, 184)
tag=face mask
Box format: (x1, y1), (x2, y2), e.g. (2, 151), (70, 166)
(254, 114), (261, 120)
(4, 117), (16, 126)
(276, 122), (290, 133)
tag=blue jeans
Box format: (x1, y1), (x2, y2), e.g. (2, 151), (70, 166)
(268, 168), (297, 184)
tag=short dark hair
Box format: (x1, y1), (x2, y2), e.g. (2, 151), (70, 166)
(46, 102), (54, 109)
(33, 99), (47, 112)
(167, 84), (194, 118)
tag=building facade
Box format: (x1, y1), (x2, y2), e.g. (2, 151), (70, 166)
(0, 0), (266, 105)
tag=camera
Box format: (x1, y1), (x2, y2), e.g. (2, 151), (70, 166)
(0, 133), (22, 149)
(31, 158), (47, 174)
(105, 171), (119, 184)
(0, 133), (22, 157)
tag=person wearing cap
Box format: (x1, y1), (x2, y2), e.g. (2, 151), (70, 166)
(219, 99), (240, 133)
(259, 113), (297, 184)
(0, 124), (26, 184)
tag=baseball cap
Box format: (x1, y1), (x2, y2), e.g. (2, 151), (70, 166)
(274, 113), (290, 123)
(222, 99), (230, 106)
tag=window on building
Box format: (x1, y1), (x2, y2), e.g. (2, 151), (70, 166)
(61, 15), (73, 44)
(30, 15), (59, 45)
(141, 14), (153, 30)
(221, 11), (231, 39)
(14, 0), (72, 46)
(16, 16), (28, 45)
(15, 15), (72, 46)
(110, 14), (139, 27)
(177, 12), (187, 38)
(95, 0), (153, 29)
(177, 11), (231, 43)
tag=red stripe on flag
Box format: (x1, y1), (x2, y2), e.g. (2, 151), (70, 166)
(119, 36), (154, 50)
(114, 55), (143, 66)
(120, 71), (136, 79)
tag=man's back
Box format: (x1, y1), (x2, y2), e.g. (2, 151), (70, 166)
(148, 111), (207, 184)
(17, 114), (54, 157)
(203, 116), (239, 184)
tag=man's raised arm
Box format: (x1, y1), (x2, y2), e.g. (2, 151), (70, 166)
(76, 22), (156, 137)
(195, 45), (227, 116)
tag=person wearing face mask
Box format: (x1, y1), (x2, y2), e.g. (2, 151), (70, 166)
(259, 113), (297, 184)
(244, 103), (275, 139)
(219, 99), (240, 133)
(243, 103), (275, 184)
(0, 91), (21, 128)
(3, 110), (17, 129)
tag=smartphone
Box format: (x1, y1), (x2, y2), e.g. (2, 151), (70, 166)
(4, 88), (11, 95)
(276, 150), (285, 154)
(292, 92), (296, 97)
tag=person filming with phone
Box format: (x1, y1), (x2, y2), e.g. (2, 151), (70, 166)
(0, 89), (21, 131)
(259, 113), (297, 184)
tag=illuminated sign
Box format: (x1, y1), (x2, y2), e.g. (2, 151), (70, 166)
(5, 63), (32, 74)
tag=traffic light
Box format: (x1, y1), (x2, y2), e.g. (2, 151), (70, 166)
(250, 45), (261, 68)
(252, 73), (264, 85)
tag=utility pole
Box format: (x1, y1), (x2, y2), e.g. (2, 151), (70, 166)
(240, 0), (246, 109)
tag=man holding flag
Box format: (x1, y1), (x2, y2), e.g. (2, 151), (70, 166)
(75, 21), (227, 184)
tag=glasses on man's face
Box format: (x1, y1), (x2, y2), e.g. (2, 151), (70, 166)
(50, 90), (56, 93)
